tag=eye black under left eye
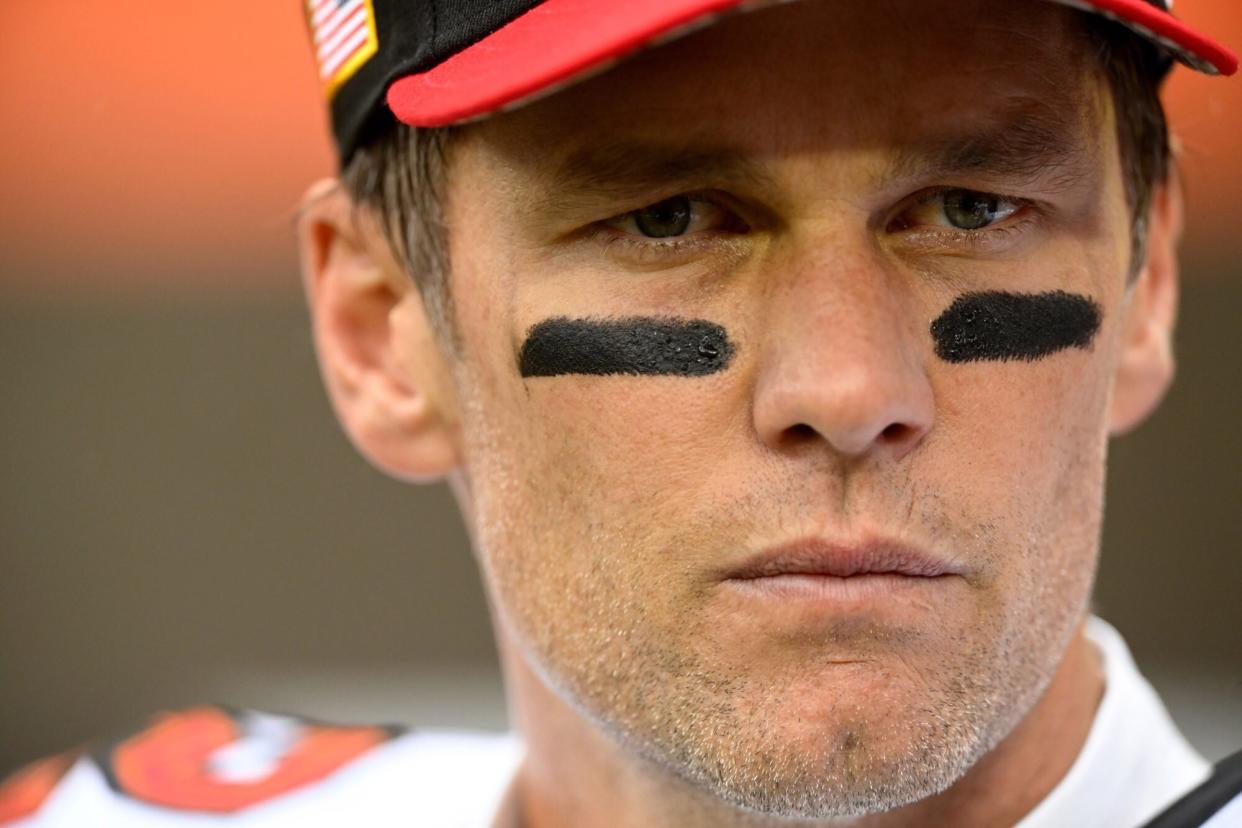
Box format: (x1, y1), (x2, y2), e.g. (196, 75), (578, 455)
(931, 290), (1101, 363)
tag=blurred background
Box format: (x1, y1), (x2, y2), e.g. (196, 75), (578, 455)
(1, 2), (1239, 778)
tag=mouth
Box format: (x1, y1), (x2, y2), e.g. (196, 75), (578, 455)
(721, 537), (964, 604)
(727, 537), (961, 579)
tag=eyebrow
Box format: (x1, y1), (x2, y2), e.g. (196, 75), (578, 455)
(527, 141), (777, 216)
(525, 102), (1097, 219)
(883, 102), (1097, 191)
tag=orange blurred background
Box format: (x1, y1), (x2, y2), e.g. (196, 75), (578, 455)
(0, 4), (331, 296)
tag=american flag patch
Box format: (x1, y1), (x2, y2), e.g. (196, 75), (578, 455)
(306, 0), (379, 96)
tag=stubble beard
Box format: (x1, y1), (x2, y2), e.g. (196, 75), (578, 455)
(542, 575), (1085, 819)
(457, 376), (1102, 822)
(480, 491), (1096, 822)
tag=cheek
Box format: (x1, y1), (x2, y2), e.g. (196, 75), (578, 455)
(932, 278), (1120, 469)
(940, 359), (1106, 448)
(516, 375), (745, 528)
(456, 353), (752, 640)
(453, 372), (743, 678)
(931, 350), (1114, 582)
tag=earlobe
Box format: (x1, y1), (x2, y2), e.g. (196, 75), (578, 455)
(1107, 171), (1182, 436)
(297, 179), (461, 481)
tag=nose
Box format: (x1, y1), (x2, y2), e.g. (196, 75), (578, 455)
(751, 252), (934, 462)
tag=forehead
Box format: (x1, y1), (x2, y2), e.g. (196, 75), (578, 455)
(461, 0), (1104, 171)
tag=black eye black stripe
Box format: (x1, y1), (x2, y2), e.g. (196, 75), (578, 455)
(519, 317), (735, 377)
(931, 291), (1102, 363)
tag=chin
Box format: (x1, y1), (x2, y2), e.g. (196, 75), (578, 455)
(667, 715), (985, 820)
(591, 666), (1002, 821)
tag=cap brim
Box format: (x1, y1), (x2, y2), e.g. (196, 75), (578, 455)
(387, 0), (1238, 128)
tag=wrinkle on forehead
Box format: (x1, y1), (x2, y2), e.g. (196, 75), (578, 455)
(464, 0), (1107, 192)
(883, 95), (1104, 193)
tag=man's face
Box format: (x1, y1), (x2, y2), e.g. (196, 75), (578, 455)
(437, 0), (1137, 817)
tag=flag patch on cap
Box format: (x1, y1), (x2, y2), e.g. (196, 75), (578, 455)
(306, 0), (379, 97)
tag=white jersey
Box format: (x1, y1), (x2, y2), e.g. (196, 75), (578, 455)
(0, 714), (522, 828)
(2, 617), (1236, 827)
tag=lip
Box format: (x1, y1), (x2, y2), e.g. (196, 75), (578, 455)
(717, 536), (967, 627)
(723, 537), (964, 582)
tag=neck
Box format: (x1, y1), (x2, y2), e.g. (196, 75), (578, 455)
(493, 620), (1104, 828)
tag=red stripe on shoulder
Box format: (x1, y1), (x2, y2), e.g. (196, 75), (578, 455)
(102, 706), (398, 814)
(0, 752), (79, 825)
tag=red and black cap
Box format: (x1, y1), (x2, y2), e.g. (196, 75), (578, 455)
(304, 0), (1238, 165)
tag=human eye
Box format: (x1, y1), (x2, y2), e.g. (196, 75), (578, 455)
(594, 194), (749, 262)
(887, 188), (1033, 253)
(606, 195), (736, 238)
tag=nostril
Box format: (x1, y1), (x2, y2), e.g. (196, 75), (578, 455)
(782, 421), (913, 447)
(786, 423), (818, 442)
(880, 422), (910, 442)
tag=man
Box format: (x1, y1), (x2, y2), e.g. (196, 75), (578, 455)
(1, 0), (1239, 826)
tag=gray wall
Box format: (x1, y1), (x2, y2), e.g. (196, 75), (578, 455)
(2, 263), (1240, 775)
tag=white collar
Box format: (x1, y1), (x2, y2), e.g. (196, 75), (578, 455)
(1015, 615), (1210, 828)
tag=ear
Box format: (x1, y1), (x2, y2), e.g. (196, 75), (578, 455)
(297, 179), (461, 481)
(1107, 168), (1183, 436)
